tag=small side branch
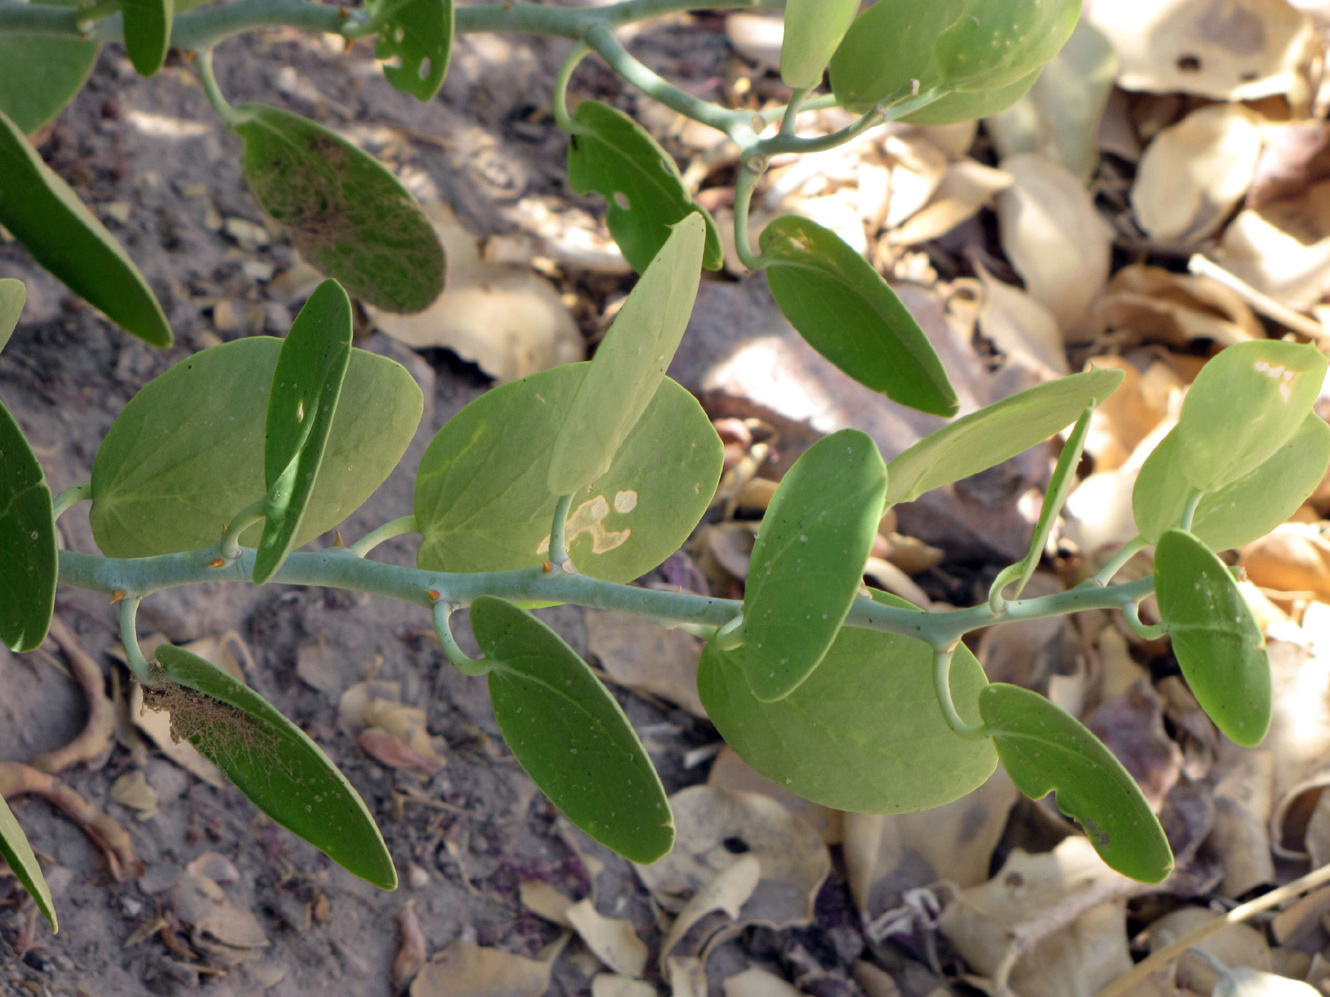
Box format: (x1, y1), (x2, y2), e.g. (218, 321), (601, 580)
(933, 647), (988, 740)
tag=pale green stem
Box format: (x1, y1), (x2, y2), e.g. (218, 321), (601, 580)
(778, 86), (811, 139)
(548, 493), (575, 570)
(348, 515), (418, 558)
(553, 42), (591, 134)
(118, 597), (155, 684)
(432, 601), (490, 676)
(933, 646), (987, 739)
(732, 157), (765, 270)
(1181, 489), (1203, 532)
(195, 48), (243, 126)
(1092, 536), (1149, 587)
(714, 613), (745, 650)
(758, 83), (944, 158)
(757, 93), (838, 125)
(51, 482), (92, 521)
(218, 499), (266, 561)
(1122, 601), (1167, 642)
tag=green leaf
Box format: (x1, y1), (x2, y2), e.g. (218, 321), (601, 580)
(233, 103), (445, 313)
(899, 70), (1040, 126)
(254, 280), (353, 584)
(548, 215), (704, 495)
(122, 0), (173, 77)
(91, 337), (423, 557)
(1173, 340), (1327, 492)
(0, 1), (97, 135)
(829, 0), (963, 112)
(1154, 529), (1271, 747)
(885, 367), (1125, 506)
(759, 215), (958, 417)
(567, 99), (723, 274)
(700, 606), (996, 813)
(0, 109), (171, 346)
(934, 0), (1082, 92)
(0, 277), (25, 353)
(742, 429), (887, 701)
(152, 645), (396, 889)
(1134, 415), (1330, 551)
(781, 0), (859, 89)
(0, 794), (56, 930)
(416, 366), (722, 584)
(469, 596), (673, 863)
(372, 0), (454, 101)
(0, 393), (56, 654)
(979, 683), (1173, 883)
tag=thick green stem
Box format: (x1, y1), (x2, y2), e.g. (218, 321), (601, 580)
(1093, 535), (1148, 586)
(732, 157), (765, 270)
(933, 647), (987, 739)
(548, 493), (576, 571)
(195, 48), (242, 126)
(432, 601), (490, 676)
(218, 499), (266, 561)
(118, 597), (155, 684)
(52, 482), (92, 521)
(553, 42), (591, 134)
(348, 515), (418, 558)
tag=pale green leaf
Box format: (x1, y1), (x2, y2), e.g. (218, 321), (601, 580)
(372, 0), (454, 100)
(0, 277), (25, 353)
(91, 338), (422, 557)
(254, 280), (353, 584)
(829, 0), (963, 112)
(0, 1), (97, 135)
(980, 682), (1173, 883)
(470, 597), (673, 863)
(781, 0), (859, 89)
(548, 215), (704, 495)
(0, 108), (170, 346)
(742, 429), (887, 701)
(759, 215), (958, 416)
(234, 103), (445, 313)
(0, 794), (56, 930)
(152, 645), (396, 889)
(934, 0), (1081, 92)
(885, 367), (1124, 506)
(1154, 529), (1271, 747)
(415, 366), (722, 585)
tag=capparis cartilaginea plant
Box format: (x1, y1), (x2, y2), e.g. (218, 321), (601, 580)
(0, 0), (1310, 934)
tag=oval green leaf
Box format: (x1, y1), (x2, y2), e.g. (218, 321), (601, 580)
(0, 795), (56, 930)
(829, 0), (963, 112)
(470, 596), (673, 863)
(233, 103), (445, 313)
(372, 0), (454, 100)
(0, 277), (25, 353)
(0, 1), (97, 135)
(254, 280), (353, 584)
(885, 367), (1125, 506)
(781, 0), (859, 89)
(1174, 340), (1327, 493)
(898, 70), (1039, 126)
(1134, 415), (1330, 551)
(0, 393), (56, 654)
(743, 429), (887, 701)
(934, 0), (1081, 93)
(548, 214), (704, 495)
(759, 215), (958, 417)
(122, 0), (173, 77)
(151, 645), (396, 889)
(0, 109), (170, 346)
(415, 365), (722, 584)
(700, 608), (996, 813)
(567, 98), (723, 274)
(979, 682), (1173, 883)
(1154, 529), (1271, 747)
(91, 337), (423, 557)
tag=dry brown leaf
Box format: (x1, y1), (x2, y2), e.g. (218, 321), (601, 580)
(109, 770), (158, 821)
(1132, 105), (1265, 243)
(707, 746), (842, 846)
(1092, 265), (1263, 350)
(393, 899), (427, 992)
(1242, 524), (1330, 599)
(1085, 679), (1182, 810)
(566, 899), (648, 978)
(995, 154), (1112, 334)
(1262, 641), (1330, 858)
(852, 962), (901, 997)
(339, 681), (446, 773)
(1218, 182), (1330, 311)
(668, 956), (708, 997)
(1086, 0), (1312, 100)
(519, 880), (576, 928)
(723, 968), (803, 997)
(843, 768), (1018, 924)
(410, 940), (555, 997)
(635, 786), (830, 929)
(661, 855), (761, 963)
(972, 264), (1069, 378)
(886, 160), (1012, 246)
(1209, 743), (1277, 898)
(585, 611), (706, 718)
(295, 638), (345, 697)
(879, 134), (949, 230)
(369, 202), (582, 382)
(591, 976), (657, 997)
(937, 838), (1138, 997)
(1149, 906), (1271, 992)
(172, 870), (270, 950)
(862, 558), (931, 608)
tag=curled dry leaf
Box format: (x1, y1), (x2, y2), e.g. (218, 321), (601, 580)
(1085, 0), (1312, 100)
(566, 898), (648, 979)
(109, 770), (158, 821)
(1209, 742), (1277, 898)
(995, 154), (1112, 334)
(972, 263), (1069, 379)
(1084, 679), (1182, 810)
(668, 957), (708, 997)
(520, 880), (577, 927)
(1092, 264), (1263, 350)
(937, 838), (1138, 997)
(1083, 355), (1182, 474)
(1241, 524), (1330, 600)
(585, 610), (706, 718)
(707, 747), (842, 846)
(878, 133), (949, 231)
(1261, 642), (1330, 858)
(592, 976), (657, 997)
(410, 940), (556, 997)
(369, 202), (582, 382)
(723, 968), (804, 997)
(1132, 104), (1265, 244)
(660, 855), (761, 963)
(842, 768), (1018, 923)
(886, 160), (1013, 247)
(171, 869), (270, 950)
(634, 786), (830, 929)
(339, 681), (446, 774)
(393, 899), (427, 992)
(1217, 182), (1330, 311)
(1148, 906), (1270, 992)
